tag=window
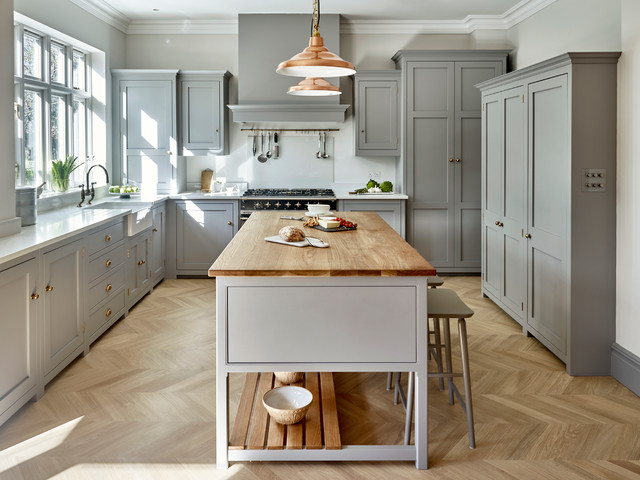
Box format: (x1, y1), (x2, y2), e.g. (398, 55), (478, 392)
(15, 23), (91, 192)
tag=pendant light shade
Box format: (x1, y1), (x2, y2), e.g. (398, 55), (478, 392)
(277, 36), (356, 78)
(287, 77), (341, 96)
(276, 0), (355, 79)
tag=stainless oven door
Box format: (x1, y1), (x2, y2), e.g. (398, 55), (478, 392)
(240, 211), (252, 227)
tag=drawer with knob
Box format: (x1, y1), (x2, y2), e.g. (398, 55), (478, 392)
(86, 288), (126, 341)
(86, 220), (124, 257)
(88, 264), (125, 309)
(87, 243), (126, 282)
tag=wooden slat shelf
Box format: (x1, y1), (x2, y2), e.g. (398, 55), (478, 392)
(230, 372), (341, 451)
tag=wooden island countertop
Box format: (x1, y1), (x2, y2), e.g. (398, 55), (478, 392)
(208, 211), (436, 277)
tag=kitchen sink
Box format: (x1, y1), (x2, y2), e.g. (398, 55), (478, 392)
(85, 201), (153, 236)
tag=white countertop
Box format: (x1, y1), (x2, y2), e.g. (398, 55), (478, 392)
(333, 189), (408, 200)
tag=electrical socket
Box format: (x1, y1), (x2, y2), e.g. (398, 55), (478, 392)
(368, 171), (382, 179)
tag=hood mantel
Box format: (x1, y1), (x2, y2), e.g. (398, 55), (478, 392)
(231, 13), (350, 123)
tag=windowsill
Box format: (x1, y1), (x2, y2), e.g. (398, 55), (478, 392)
(36, 185), (109, 213)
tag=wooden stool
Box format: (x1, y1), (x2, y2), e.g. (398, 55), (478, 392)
(398, 288), (476, 449)
(386, 275), (445, 392)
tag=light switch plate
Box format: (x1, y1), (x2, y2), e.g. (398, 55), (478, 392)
(582, 168), (606, 192)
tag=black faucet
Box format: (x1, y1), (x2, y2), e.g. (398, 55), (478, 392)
(85, 165), (110, 205)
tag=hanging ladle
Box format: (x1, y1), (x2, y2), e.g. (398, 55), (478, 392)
(257, 133), (268, 163)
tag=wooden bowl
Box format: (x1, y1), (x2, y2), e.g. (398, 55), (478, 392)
(274, 372), (304, 384)
(262, 386), (313, 425)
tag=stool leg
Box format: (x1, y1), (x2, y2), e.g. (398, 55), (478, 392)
(404, 371), (414, 446)
(458, 318), (475, 449)
(394, 372), (401, 405)
(386, 372), (393, 391)
(433, 317), (444, 391)
(442, 318), (454, 405)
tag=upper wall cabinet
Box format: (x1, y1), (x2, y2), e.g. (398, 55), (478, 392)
(354, 71), (400, 156)
(112, 70), (179, 193)
(178, 71), (232, 156)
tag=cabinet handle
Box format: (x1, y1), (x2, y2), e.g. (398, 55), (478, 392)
(227, 221), (233, 226)
(105, 234), (111, 242)
(456, 158), (461, 163)
(138, 259), (146, 266)
(495, 221), (500, 226)
(525, 233), (532, 239)
(106, 308), (112, 317)
(105, 259), (112, 267)
(31, 293), (39, 300)
(168, 151), (173, 155)
(45, 285), (54, 292)
(153, 228), (158, 232)
(215, 129), (219, 132)
(361, 129), (365, 133)
(106, 283), (112, 292)
(449, 158), (454, 163)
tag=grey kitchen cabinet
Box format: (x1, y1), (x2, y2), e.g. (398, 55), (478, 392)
(112, 70), (182, 194)
(393, 50), (508, 273)
(175, 201), (238, 275)
(150, 202), (166, 284)
(42, 237), (85, 383)
(127, 230), (151, 307)
(478, 52), (620, 375)
(179, 71), (232, 156)
(481, 86), (527, 327)
(354, 71), (400, 156)
(0, 256), (40, 426)
(338, 199), (406, 238)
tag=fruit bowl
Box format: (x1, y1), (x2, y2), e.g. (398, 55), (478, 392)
(262, 386), (313, 425)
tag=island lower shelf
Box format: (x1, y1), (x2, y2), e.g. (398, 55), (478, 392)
(230, 372), (341, 451)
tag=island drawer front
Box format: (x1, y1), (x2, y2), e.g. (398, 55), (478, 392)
(86, 220), (125, 257)
(227, 286), (417, 364)
(87, 243), (126, 282)
(87, 288), (126, 338)
(88, 264), (125, 309)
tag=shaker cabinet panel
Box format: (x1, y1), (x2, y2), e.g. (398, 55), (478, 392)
(339, 199), (406, 238)
(412, 118), (453, 205)
(151, 204), (166, 282)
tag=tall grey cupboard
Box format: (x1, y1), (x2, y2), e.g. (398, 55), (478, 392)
(478, 52), (620, 375)
(393, 51), (509, 273)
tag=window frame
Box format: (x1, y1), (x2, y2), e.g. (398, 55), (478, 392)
(14, 22), (92, 193)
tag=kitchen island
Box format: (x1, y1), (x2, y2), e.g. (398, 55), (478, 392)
(209, 211), (436, 469)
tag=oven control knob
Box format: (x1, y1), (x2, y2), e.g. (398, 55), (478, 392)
(295, 202), (301, 208)
(285, 202), (291, 208)
(265, 202), (271, 208)
(255, 202), (262, 209)
(275, 202), (281, 208)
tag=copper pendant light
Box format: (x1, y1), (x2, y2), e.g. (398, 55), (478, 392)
(287, 77), (341, 96)
(276, 0), (356, 78)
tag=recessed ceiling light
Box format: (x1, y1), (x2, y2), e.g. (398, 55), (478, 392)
(153, 8), (159, 11)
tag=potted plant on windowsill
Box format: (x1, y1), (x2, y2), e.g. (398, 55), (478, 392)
(51, 155), (83, 193)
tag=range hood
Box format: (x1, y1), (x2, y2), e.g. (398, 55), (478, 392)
(230, 14), (350, 123)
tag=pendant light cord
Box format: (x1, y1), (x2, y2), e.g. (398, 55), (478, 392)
(312, 0), (320, 37)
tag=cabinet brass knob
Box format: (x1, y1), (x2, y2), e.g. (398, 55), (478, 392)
(106, 283), (112, 292)
(168, 151), (173, 155)
(106, 308), (112, 317)
(495, 221), (500, 226)
(215, 129), (219, 132)
(153, 228), (158, 232)
(45, 285), (54, 292)
(456, 158), (461, 163)
(105, 234), (111, 242)
(525, 233), (532, 239)
(138, 259), (146, 266)
(361, 129), (365, 133)
(105, 259), (112, 267)
(31, 293), (39, 300)
(449, 158), (454, 163)
(227, 221), (233, 226)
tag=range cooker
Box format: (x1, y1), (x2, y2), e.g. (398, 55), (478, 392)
(240, 188), (337, 225)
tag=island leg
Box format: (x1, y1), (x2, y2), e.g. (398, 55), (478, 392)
(216, 370), (229, 469)
(414, 369), (428, 469)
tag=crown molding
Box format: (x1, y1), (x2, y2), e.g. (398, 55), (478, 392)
(68, 0), (129, 33)
(67, 0), (558, 36)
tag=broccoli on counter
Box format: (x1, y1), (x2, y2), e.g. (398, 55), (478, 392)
(380, 181), (393, 192)
(366, 179), (379, 189)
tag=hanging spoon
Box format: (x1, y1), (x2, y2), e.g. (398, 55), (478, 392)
(273, 132), (280, 158)
(322, 132), (330, 158)
(257, 133), (268, 163)
(252, 134), (257, 156)
(266, 132), (273, 158)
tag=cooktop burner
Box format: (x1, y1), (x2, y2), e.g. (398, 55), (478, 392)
(243, 188), (335, 198)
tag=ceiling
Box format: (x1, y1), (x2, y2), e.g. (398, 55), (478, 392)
(94, 0), (525, 22)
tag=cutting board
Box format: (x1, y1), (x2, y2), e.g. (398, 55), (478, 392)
(265, 236), (329, 248)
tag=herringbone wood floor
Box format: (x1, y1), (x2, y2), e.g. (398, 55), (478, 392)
(1, 277), (639, 479)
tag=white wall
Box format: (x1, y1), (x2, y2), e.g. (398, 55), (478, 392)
(616, 0), (640, 356)
(125, 31), (508, 191)
(507, 0), (621, 69)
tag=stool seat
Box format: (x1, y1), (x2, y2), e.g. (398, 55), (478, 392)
(427, 288), (473, 318)
(427, 275), (444, 288)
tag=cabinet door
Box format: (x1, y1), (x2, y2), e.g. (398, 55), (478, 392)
(356, 79), (399, 155)
(120, 80), (176, 193)
(43, 239), (84, 378)
(151, 205), (166, 280)
(340, 199), (405, 238)
(128, 233), (150, 302)
(181, 80), (221, 153)
(454, 62), (504, 269)
(407, 61), (456, 268)
(527, 75), (569, 356)
(0, 258), (38, 423)
(176, 202), (235, 273)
